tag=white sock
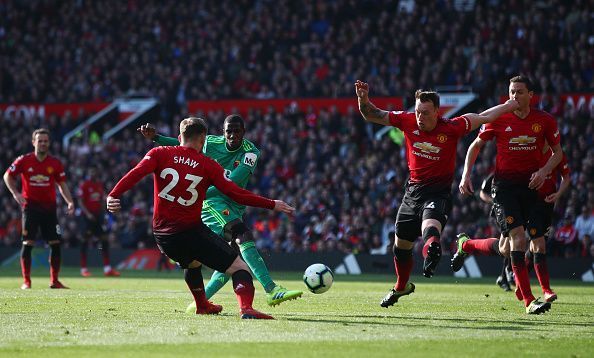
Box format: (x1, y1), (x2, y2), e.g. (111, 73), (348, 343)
(103, 265), (112, 273)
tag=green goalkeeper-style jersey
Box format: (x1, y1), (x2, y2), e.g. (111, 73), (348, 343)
(154, 134), (260, 235)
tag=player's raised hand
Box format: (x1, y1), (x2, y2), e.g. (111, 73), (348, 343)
(137, 123), (156, 140)
(106, 196), (121, 213)
(459, 175), (474, 196)
(354, 80), (369, 101)
(273, 200), (295, 215)
(545, 192), (559, 203)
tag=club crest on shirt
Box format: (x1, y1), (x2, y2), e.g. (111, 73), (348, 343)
(437, 134), (447, 143)
(532, 123), (542, 133)
(222, 209), (230, 216)
(47, 166), (54, 174)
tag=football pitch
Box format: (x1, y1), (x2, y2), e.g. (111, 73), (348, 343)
(1, 268), (592, 357)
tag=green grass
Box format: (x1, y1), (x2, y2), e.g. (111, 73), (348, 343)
(0, 268), (593, 357)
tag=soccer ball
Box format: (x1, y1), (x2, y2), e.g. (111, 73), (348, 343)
(303, 263), (334, 294)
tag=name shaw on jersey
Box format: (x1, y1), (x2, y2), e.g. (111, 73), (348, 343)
(173, 156), (199, 168)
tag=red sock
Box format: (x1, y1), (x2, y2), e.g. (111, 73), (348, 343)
(49, 244), (61, 283)
(184, 268), (209, 306)
(232, 270), (255, 310)
(80, 251), (88, 269)
(511, 251), (535, 306)
(394, 256), (413, 291)
(462, 238), (498, 255)
(21, 257), (31, 283)
(533, 253), (551, 293)
(422, 236), (440, 258)
(102, 249), (110, 266)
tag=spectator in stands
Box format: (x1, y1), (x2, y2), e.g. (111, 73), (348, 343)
(574, 205), (594, 257)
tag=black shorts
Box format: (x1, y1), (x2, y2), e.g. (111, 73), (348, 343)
(22, 207), (61, 242)
(154, 222), (238, 271)
(526, 199), (554, 240)
(222, 219), (250, 243)
(491, 181), (539, 236)
(395, 184), (452, 242)
(80, 213), (105, 237)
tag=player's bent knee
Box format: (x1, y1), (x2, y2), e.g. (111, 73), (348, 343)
(394, 237), (415, 250)
(234, 231), (254, 246)
(187, 260), (202, 269)
(393, 246), (413, 261)
(225, 256), (249, 275)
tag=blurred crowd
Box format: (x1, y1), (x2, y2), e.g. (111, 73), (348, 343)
(0, 0), (592, 107)
(1, 99), (593, 259)
(0, 0), (593, 259)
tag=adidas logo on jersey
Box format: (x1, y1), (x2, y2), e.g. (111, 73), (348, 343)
(413, 130), (420, 135)
(505, 126), (512, 132)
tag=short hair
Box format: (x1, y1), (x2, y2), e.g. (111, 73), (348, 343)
(224, 114), (245, 129)
(32, 128), (50, 141)
(179, 117), (207, 140)
(510, 75), (533, 91)
(414, 90), (440, 108)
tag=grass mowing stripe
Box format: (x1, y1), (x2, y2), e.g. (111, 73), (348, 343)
(1, 268), (592, 357)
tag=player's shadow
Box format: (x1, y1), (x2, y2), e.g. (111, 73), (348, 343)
(284, 313), (593, 329)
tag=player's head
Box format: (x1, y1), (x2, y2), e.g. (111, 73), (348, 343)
(223, 114), (245, 150)
(31, 128), (50, 155)
(414, 90), (440, 132)
(509, 75), (533, 110)
(179, 117), (208, 150)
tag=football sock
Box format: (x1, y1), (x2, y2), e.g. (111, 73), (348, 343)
(80, 240), (88, 269)
(204, 270), (231, 300)
(232, 269), (255, 310)
(525, 250), (534, 273)
(533, 253), (551, 293)
(422, 227), (440, 258)
(393, 247), (413, 291)
(184, 267), (209, 307)
(511, 251), (535, 306)
(101, 240), (110, 267)
(21, 245), (32, 283)
(239, 241), (276, 293)
(462, 238), (498, 255)
(49, 244), (61, 283)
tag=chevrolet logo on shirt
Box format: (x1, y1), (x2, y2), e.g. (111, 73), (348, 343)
(413, 142), (441, 154)
(509, 135), (536, 145)
(30, 174), (50, 182)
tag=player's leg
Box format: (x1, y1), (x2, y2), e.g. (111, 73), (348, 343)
(79, 217), (91, 276)
(226, 220), (302, 306)
(381, 199), (417, 308)
(200, 214), (232, 299)
(100, 231), (120, 276)
(195, 223), (273, 319)
(451, 234), (501, 272)
(155, 230), (222, 315)
(20, 208), (37, 289)
(421, 196), (451, 278)
(42, 212), (68, 289)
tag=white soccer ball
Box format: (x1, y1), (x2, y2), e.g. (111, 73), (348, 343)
(303, 263), (334, 294)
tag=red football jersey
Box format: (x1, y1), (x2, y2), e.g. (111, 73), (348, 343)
(5, 153), (66, 211)
(478, 109), (560, 185)
(78, 180), (104, 215)
(109, 146), (274, 235)
(388, 111), (471, 189)
(537, 148), (570, 199)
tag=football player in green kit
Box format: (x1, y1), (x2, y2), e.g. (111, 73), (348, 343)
(138, 115), (302, 308)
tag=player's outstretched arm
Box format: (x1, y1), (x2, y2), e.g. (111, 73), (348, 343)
(137, 123), (180, 146)
(463, 100), (520, 131)
(459, 137), (486, 196)
(107, 151), (157, 212)
(355, 80), (390, 126)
